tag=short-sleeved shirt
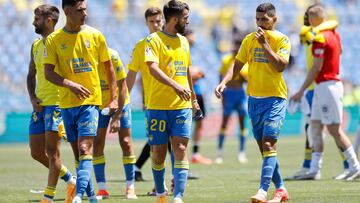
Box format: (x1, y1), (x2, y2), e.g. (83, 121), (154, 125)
(144, 31), (192, 110)
(127, 38), (152, 106)
(312, 30), (341, 84)
(32, 38), (60, 106)
(98, 48), (130, 110)
(43, 26), (110, 109)
(236, 30), (291, 99)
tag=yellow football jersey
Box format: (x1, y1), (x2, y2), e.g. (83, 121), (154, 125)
(144, 31), (192, 110)
(43, 26), (110, 109)
(32, 38), (60, 106)
(127, 38), (152, 107)
(236, 30), (291, 99)
(219, 54), (235, 77)
(219, 53), (249, 80)
(98, 48), (130, 110)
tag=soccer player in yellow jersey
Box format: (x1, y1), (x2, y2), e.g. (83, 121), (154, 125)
(93, 48), (137, 199)
(126, 7), (166, 183)
(144, 1), (200, 202)
(43, 1), (117, 202)
(27, 5), (76, 203)
(216, 37), (248, 164)
(216, 3), (290, 203)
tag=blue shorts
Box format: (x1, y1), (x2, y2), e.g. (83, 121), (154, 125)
(223, 87), (247, 116)
(248, 97), (286, 141)
(147, 109), (192, 145)
(29, 106), (62, 135)
(98, 104), (132, 129)
(61, 105), (99, 142)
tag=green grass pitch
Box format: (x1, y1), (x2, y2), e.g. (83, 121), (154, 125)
(1, 136), (359, 202)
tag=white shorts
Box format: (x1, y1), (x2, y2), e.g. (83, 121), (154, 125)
(311, 80), (343, 125)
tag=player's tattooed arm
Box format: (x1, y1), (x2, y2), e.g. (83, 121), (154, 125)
(109, 78), (127, 133)
(26, 43), (42, 112)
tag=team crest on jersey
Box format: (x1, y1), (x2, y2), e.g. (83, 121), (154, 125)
(85, 40), (90, 48)
(60, 44), (67, 50)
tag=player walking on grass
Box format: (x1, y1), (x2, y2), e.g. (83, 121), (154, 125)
(126, 7), (169, 183)
(216, 37), (248, 164)
(144, 1), (200, 202)
(291, 4), (360, 181)
(44, 0), (117, 202)
(286, 5), (350, 181)
(216, 3), (290, 203)
(27, 4), (76, 203)
(92, 48), (137, 199)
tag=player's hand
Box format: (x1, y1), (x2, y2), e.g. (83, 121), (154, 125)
(31, 97), (43, 112)
(109, 116), (120, 133)
(255, 27), (267, 44)
(192, 100), (204, 121)
(215, 83), (226, 99)
(107, 99), (118, 115)
(67, 81), (91, 100)
(192, 99), (201, 112)
(291, 90), (304, 102)
(173, 84), (191, 101)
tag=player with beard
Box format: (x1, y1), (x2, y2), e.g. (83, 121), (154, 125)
(144, 1), (200, 202)
(27, 4), (76, 203)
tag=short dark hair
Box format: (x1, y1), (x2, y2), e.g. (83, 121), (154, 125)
(144, 7), (162, 20)
(256, 3), (276, 17)
(62, 0), (84, 9)
(163, 0), (189, 22)
(34, 4), (60, 24)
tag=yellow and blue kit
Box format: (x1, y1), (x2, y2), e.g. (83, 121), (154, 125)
(43, 25), (111, 142)
(97, 48), (131, 129)
(29, 38), (62, 134)
(144, 31), (193, 145)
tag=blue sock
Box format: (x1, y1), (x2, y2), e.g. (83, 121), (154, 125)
(59, 165), (73, 183)
(239, 134), (246, 152)
(152, 162), (166, 194)
(302, 148), (312, 168)
(123, 155), (136, 182)
(260, 151), (277, 192)
(85, 176), (95, 198)
(218, 128), (225, 150)
(93, 155), (106, 183)
(76, 155), (94, 198)
(272, 159), (284, 189)
(173, 161), (189, 199)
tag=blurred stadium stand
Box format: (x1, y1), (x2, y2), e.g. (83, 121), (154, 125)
(0, 0), (360, 142)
